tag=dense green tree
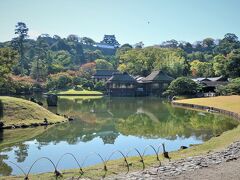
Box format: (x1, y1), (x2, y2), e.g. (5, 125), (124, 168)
(84, 49), (103, 62)
(134, 41), (144, 49)
(95, 59), (114, 70)
(178, 41), (193, 53)
(11, 22), (29, 75)
(30, 59), (47, 81)
(0, 48), (19, 85)
(202, 38), (216, 52)
(164, 77), (202, 96)
(52, 50), (72, 67)
(226, 49), (240, 78)
(216, 78), (240, 95)
(190, 60), (214, 77)
(118, 47), (189, 77)
(31, 38), (49, 81)
(214, 33), (240, 55)
(67, 34), (79, 42)
(160, 39), (178, 48)
(47, 73), (73, 90)
(213, 55), (227, 76)
(187, 52), (205, 61)
(80, 37), (95, 45)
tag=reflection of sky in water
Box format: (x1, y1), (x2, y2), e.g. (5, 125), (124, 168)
(2, 135), (202, 175)
(0, 97), (238, 175)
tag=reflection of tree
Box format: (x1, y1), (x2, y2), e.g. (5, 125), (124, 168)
(14, 144), (29, 163)
(0, 154), (12, 176)
(0, 100), (3, 120)
(116, 110), (238, 141)
(0, 130), (3, 142)
(34, 118), (119, 146)
(44, 97), (239, 144)
(99, 131), (119, 144)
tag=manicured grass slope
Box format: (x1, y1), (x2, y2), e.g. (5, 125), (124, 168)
(49, 89), (103, 95)
(0, 96), (66, 127)
(59, 95), (103, 100)
(175, 95), (240, 114)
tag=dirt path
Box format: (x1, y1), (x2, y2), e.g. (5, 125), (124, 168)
(168, 158), (240, 180)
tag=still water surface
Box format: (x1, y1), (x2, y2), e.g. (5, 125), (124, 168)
(0, 96), (238, 176)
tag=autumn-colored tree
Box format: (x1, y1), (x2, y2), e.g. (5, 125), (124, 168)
(79, 62), (96, 79)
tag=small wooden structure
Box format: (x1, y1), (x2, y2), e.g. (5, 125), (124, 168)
(106, 72), (137, 96)
(192, 76), (228, 92)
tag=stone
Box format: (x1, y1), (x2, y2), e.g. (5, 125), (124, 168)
(0, 121), (3, 129)
(47, 94), (58, 106)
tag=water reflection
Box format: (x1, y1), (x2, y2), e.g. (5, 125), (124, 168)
(0, 97), (238, 175)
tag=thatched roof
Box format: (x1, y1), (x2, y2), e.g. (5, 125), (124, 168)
(207, 76), (227, 82)
(201, 81), (228, 87)
(143, 70), (174, 82)
(192, 76), (227, 82)
(107, 72), (137, 83)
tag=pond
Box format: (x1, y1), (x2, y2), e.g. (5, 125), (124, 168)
(0, 96), (238, 176)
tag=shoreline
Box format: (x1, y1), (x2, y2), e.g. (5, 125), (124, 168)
(109, 140), (240, 180)
(1, 96), (240, 179)
(172, 101), (240, 121)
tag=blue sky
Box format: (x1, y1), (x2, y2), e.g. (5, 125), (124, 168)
(0, 0), (240, 45)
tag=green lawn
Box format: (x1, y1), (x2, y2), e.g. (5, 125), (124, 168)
(175, 95), (240, 114)
(48, 89), (103, 96)
(0, 96), (66, 127)
(59, 95), (103, 100)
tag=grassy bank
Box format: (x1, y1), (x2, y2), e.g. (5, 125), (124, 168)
(48, 89), (103, 96)
(59, 95), (103, 100)
(0, 96), (66, 128)
(1, 96), (240, 179)
(174, 95), (240, 114)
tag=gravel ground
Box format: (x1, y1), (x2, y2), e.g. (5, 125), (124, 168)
(106, 141), (240, 180)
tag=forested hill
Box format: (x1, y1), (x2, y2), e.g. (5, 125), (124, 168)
(0, 34), (117, 76)
(1, 32), (240, 78)
(0, 22), (239, 95)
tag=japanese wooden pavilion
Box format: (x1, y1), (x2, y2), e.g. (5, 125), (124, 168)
(139, 70), (175, 96)
(106, 70), (174, 96)
(106, 72), (137, 96)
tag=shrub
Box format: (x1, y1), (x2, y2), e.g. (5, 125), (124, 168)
(72, 77), (82, 86)
(216, 78), (240, 95)
(164, 77), (202, 96)
(94, 81), (106, 91)
(47, 72), (73, 90)
(82, 80), (94, 90)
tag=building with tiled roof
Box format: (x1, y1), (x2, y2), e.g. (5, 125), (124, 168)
(106, 72), (137, 96)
